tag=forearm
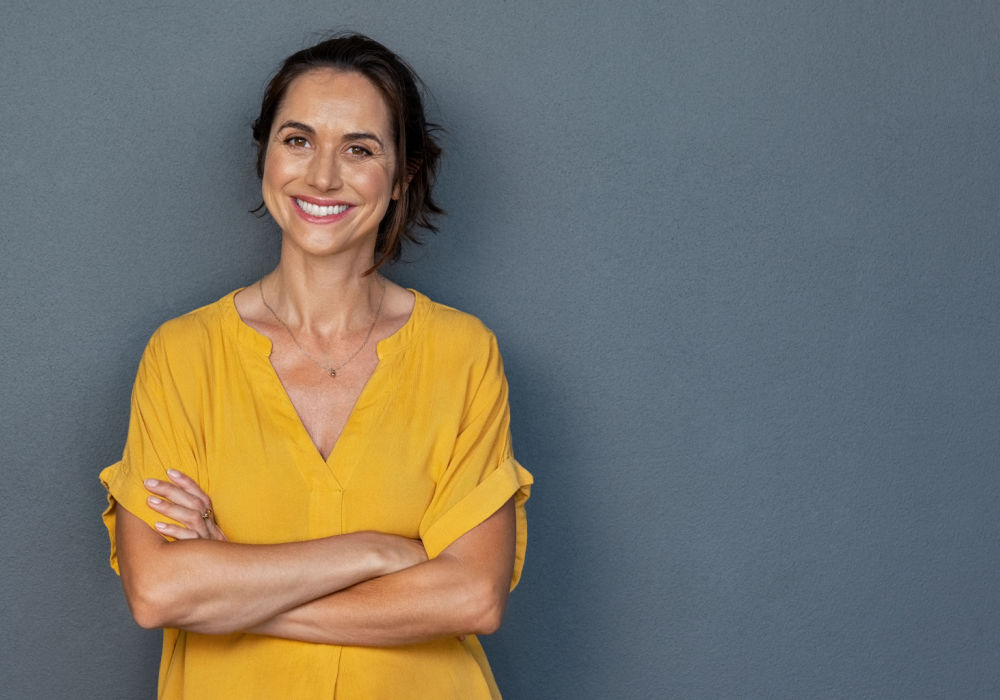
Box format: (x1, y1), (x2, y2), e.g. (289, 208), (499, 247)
(248, 500), (516, 646)
(117, 507), (420, 634)
(247, 556), (500, 645)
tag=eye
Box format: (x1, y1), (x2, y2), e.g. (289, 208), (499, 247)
(347, 145), (373, 158)
(284, 135), (310, 148)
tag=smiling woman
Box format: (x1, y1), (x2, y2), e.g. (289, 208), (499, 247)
(262, 70), (399, 266)
(99, 34), (532, 700)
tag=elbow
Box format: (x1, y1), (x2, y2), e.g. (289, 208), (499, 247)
(126, 595), (167, 630)
(121, 562), (188, 630)
(472, 604), (505, 636)
(463, 579), (509, 636)
(123, 576), (175, 630)
(123, 574), (237, 635)
(130, 604), (165, 631)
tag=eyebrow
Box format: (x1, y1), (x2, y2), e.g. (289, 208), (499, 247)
(343, 132), (385, 148)
(276, 121), (385, 148)
(276, 120), (315, 135)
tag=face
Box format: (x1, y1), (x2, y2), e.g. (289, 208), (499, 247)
(262, 69), (398, 261)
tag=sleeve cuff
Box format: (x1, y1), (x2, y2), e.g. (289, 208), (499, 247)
(421, 457), (533, 589)
(99, 460), (160, 575)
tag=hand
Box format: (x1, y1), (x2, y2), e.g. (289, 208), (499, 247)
(145, 469), (228, 541)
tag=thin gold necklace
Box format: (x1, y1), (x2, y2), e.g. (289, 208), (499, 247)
(259, 277), (386, 379)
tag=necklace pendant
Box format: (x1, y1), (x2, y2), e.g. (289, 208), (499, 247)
(329, 369), (337, 378)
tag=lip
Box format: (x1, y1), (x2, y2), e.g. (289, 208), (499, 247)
(291, 195), (354, 223)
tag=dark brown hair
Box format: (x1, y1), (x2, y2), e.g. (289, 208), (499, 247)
(252, 33), (443, 269)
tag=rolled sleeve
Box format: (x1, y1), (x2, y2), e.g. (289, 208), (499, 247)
(418, 333), (533, 589)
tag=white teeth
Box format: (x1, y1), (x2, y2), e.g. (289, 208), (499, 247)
(296, 199), (348, 217)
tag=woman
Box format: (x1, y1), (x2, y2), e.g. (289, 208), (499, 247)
(100, 34), (532, 699)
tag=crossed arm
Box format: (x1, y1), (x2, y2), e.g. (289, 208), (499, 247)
(116, 470), (515, 645)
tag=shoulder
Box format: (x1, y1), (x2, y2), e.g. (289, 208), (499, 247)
(407, 292), (508, 395)
(418, 293), (496, 345)
(413, 292), (501, 362)
(154, 292), (233, 341)
(141, 290), (240, 370)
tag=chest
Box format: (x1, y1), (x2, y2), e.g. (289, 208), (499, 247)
(197, 346), (464, 543)
(267, 338), (381, 460)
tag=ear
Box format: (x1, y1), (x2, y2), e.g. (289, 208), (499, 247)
(393, 158), (422, 200)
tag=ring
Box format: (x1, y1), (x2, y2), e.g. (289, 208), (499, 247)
(201, 508), (213, 520)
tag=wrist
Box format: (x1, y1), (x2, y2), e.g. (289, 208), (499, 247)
(347, 531), (400, 578)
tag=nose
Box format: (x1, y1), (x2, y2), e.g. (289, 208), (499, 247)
(305, 147), (342, 191)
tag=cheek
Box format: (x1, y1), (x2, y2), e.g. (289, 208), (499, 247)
(260, 159), (291, 219)
(361, 162), (397, 201)
(262, 152), (287, 183)
(261, 153), (296, 202)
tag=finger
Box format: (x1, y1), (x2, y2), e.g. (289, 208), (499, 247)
(165, 471), (226, 540)
(165, 469), (209, 498)
(154, 521), (201, 540)
(145, 478), (210, 514)
(147, 496), (211, 538)
(151, 473), (210, 509)
(148, 496), (225, 541)
(206, 520), (229, 542)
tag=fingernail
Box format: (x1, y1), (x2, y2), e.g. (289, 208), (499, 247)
(167, 469), (181, 479)
(155, 522), (167, 530)
(145, 479), (158, 487)
(148, 496), (162, 505)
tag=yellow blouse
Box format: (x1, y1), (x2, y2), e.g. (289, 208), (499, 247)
(100, 289), (532, 699)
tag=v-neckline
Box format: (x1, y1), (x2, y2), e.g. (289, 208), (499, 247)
(274, 354), (385, 465)
(225, 287), (423, 482)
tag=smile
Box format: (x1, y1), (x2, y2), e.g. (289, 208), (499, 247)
(295, 198), (350, 217)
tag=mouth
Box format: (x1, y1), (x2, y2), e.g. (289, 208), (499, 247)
(295, 198), (350, 217)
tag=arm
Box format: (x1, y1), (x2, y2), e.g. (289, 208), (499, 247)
(121, 472), (512, 643)
(248, 498), (516, 646)
(116, 474), (427, 634)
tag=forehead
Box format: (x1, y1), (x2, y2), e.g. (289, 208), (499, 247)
(274, 68), (393, 139)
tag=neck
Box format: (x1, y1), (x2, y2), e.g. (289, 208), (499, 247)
(264, 244), (383, 334)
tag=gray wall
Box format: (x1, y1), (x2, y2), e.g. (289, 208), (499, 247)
(2, 2), (998, 698)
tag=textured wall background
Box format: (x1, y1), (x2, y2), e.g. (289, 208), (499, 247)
(2, 2), (998, 698)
